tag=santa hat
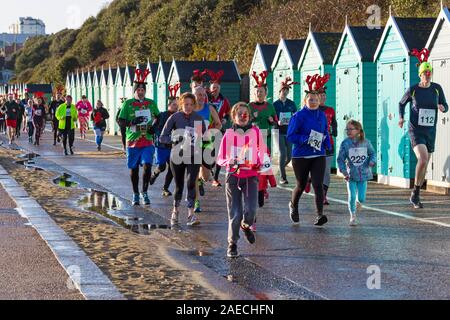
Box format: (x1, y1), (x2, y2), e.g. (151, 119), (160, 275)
(252, 71), (268, 88)
(410, 48), (432, 76)
(207, 70), (225, 84)
(280, 77), (300, 91)
(168, 82), (181, 100)
(191, 69), (208, 83)
(134, 68), (151, 92)
(34, 92), (46, 101)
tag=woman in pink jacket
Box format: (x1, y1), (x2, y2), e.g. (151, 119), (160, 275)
(76, 95), (93, 139)
(217, 102), (267, 259)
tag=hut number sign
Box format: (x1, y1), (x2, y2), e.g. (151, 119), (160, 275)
(418, 108), (436, 127)
(308, 130), (323, 151)
(349, 147), (368, 167)
(279, 112), (292, 126)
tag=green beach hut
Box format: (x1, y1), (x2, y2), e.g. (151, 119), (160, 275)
(249, 44), (277, 102)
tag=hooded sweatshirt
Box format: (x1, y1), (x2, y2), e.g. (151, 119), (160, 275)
(337, 137), (376, 182)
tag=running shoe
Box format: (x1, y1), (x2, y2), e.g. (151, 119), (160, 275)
(289, 202), (300, 224)
(241, 225), (256, 244)
(356, 201), (363, 210)
(70, 148), (74, 155)
(142, 193), (151, 206)
(97, 145), (101, 151)
(64, 149), (69, 156)
(194, 200), (202, 213)
(349, 215), (358, 227)
(279, 179), (289, 185)
(227, 244), (239, 258)
(304, 181), (311, 194)
(250, 223), (256, 233)
(314, 215), (328, 226)
(187, 215), (201, 227)
(132, 193), (140, 206)
(170, 209), (179, 226)
(410, 192), (424, 209)
(162, 189), (172, 197)
(212, 180), (222, 187)
(150, 172), (159, 185)
(199, 180), (205, 196)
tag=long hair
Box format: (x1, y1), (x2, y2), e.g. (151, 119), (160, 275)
(347, 119), (365, 142)
(178, 92), (197, 111)
(230, 102), (251, 124)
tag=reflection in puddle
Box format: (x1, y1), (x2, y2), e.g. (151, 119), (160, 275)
(79, 189), (171, 235)
(15, 153), (43, 171)
(53, 173), (78, 188)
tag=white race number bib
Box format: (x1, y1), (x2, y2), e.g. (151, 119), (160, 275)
(259, 153), (273, 174)
(308, 130), (324, 151)
(231, 146), (253, 166)
(80, 109), (87, 115)
(349, 147), (368, 167)
(35, 110), (42, 117)
(418, 108), (436, 127)
(184, 127), (197, 146)
(135, 109), (151, 123)
(279, 112), (292, 126)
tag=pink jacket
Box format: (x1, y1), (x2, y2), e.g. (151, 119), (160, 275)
(216, 126), (267, 179)
(76, 100), (93, 118)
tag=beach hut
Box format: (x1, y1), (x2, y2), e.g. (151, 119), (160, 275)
(92, 68), (101, 106)
(249, 44), (277, 102)
(374, 16), (435, 187)
(26, 84), (53, 102)
(100, 66), (109, 109)
(79, 70), (87, 102)
(425, 6), (450, 193)
(155, 60), (172, 112)
(271, 38), (306, 106)
(333, 24), (384, 175)
(167, 60), (241, 105)
(107, 65), (120, 135)
(123, 63), (137, 101)
(146, 60), (159, 102)
(86, 69), (95, 105)
(65, 73), (72, 99)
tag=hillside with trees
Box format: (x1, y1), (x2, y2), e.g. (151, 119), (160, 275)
(10, 0), (446, 85)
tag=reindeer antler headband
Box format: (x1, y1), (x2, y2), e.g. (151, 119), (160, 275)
(168, 82), (181, 99)
(281, 77), (300, 90)
(208, 70), (225, 84)
(252, 71), (268, 88)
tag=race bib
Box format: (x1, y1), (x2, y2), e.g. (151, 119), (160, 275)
(308, 130), (324, 151)
(35, 110), (42, 117)
(231, 146), (253, 166)
(80, 109), (87, 115)
(279, 112), (292, 126)
(259, 153), (273, 174)
(349, 147), (368, 167)
(66, 108), (71, 116)
(184, 127), (197, 146)
(418, 108), (436, 127)
(135, 109), (151, 123)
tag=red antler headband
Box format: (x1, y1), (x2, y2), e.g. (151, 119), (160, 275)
(134, 68), (151, 84)
(315, 73), (331, 93)
(207, 70), (225, 84)
(252, 71), (268, 87)
(305, 74), (319, 93)
(34, 92), (45, 99)
(281, 77), (300, 90)
(410, 48), (430, 64)
(168, 83), (181, 99)
(192, 69), (208, 82)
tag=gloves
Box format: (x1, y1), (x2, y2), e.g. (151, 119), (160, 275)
(146, 125), (155, 135)
(131, 116), (145, 126)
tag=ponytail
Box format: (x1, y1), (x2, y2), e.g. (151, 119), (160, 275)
(347, 119), (365, 142)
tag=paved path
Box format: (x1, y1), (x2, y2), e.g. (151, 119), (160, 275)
(4, 128), (450, 300)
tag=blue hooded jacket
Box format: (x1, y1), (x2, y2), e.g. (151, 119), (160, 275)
(337, 137), (376, 182)
(287, 106), (331, 158)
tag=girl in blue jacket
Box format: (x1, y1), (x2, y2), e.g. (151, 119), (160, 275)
(287, 77), (331, 227)
(337, 120), (376, 226)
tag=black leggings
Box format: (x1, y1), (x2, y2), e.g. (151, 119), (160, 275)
(155, 162), (174, 190)
(213, 164), (222, 181)
(120, 125), (127, 149)
(170, 161), (201, 208)
(60, 129), (75, 150)
(130, 164), (152, 194)
(52, 120), (59, 142)
(291, 157), (326, 215)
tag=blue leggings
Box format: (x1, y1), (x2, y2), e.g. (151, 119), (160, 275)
(347, 181), (367, 214)
(94, 127), (105, 146)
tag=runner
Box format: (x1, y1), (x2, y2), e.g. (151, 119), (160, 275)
(337, 120), (376, 226)
(149, 83), (180, 197)
(207, 69), (232, 188)
(217, 102), (266, 258)
(116, 97), (127, 152)
(287, 74), (331, 226)
(190, 69), (208, 91)
(32, 92), (47, 146)
(249, 71), (278, 153)
(76, 95), (93, 139)
(15, 92), (25, 138)
(118, 68), (160, 206)
(193, 85), (222, 213)
(0, 99), (5, 135)
(160, 92), (207, 227)
(55, 95), (78, 156)
(24, 99), (34, 144)
(50, 89), (66, 145)
(274, 77), (299, 185)
(399, 48), (448, 209)
(91, 100), (110, 151)
(318, 74), (338, 205)
(4, 93), (19, 145)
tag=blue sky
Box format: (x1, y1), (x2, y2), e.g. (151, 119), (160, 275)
(0, 0), (111, 34)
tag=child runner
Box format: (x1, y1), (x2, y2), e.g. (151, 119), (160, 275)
(32, 93), (47, 146)
(149, 83), (180, 197)
(217, 102), (266, 258)
(337, 120), (376, 226)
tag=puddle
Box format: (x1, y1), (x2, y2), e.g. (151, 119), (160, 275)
(15, 153), (44, 171)
(78, 189), (171, 235)
(17, 153), (40, 161)
(188, 250), (214, 257)
(53, 173), (78, 188)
